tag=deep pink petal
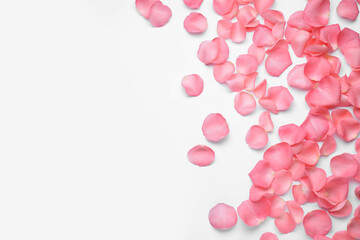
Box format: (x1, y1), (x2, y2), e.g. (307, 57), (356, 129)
(253, 79), (267, 99)
(209, 203), (238, 230)
(259, 111), (273, 132)
(268, 195), (285, 218)
(184, 12), (208, 34)
(275, 212), (296, 234)
(271, 170), (292, 195)
(254, 0), (274, 14)
(237, 198), (270, 226)
(136, 0), (158, 19)
(337, 0), (359, 21)
(306, 76), (341, 108)
(213, 61), (235, 83)
(337, 118), (360, 142)
(249, 160), (274, 188)
(248, 44), (265, 64)
(319, 24), (341, 51)
(286, 201), (304, 224)
(187, 145), (215, 166)
(306, 167), (327, 191)
(148, 2), (172, 27)
(338, 28), (360, 51)
(183, 0), (204, 9)
(246, 125), (268, 149)
(253, 25), (275, 47)
(236, 54), (258, 75)
(182, 74), (204, 96)
(296, 140), (320, 166)
(303, 0), (330, 27)
(213, 0), (235, 16)
(202, 113), (229, 142)
(278, 124), (306, 146)
(217, 19), (233, 39)
(265, 43), (292, 77)
(287, 64), (314, 90)
(230, 22), (246, 43)
(260, 232), (278, 240)
(347, 217), (360, 239)
(331, 153), (359, 178)
(234, 92), (256, 116)
(264, 142), (293, 171)
(303, 210), (332, 238)
(320, 135), (337, 156)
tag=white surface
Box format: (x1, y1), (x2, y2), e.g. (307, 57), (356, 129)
(0, 0), (359, 239)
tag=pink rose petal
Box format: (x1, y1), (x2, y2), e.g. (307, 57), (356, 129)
(305, 75), (341, 108)
(259, 86), (294, 113)
(187, 145), (215, 166)
(253, 25), (275, 47)
(265, 42), (292, 77)
(234, 92), (256, 116)
(271, 170), (292, 195)
(304, 57), (332, 82)
(338, 28), (360, 51)
(212, 37), (229, 65)
(259, 111), (273, 132)
(261, 10), (284, 27)
(182, 74), (204, 96)
(347, 217), (360, 239)
(249, 160), (274, 188)
(303, 0), (330, 27)
(301, 113), (329, 142)
(253, 79), (267, 99)
(317, 176), (349, 204)
(287, 64), (314, 90)
(230, 22), (246, 43)
(197, 40), (218, 65)
(202, 113), (229, 142)
(321, 135), (337, 156)
(217, 19), (232, 39)
(184, 12), (208, 34)
(149, 2), (172, 27)
(236, 54), (258, 75)
(136, 0), (158, 19)
(329, 200), (352, 218)
(331, 153), (359, 178)
(268, 195), (286, 218)
(260, 232), (278, 240)
(248, 44), (265, 64)
(333, 231), (355, 240)
(355, 205), (360, 217)
(287, 11), (312, 31)
(249, 185), (274, 201)
(337, 0), (359, 21)
(306, 167), (327, 191)
(254, 0), (274, 14)
(296, 140), (320, 166)
(213, 0), (235, 16)
(289, 160), (306, 181)
(237, 198), (270, 226)
(278, 124), (306, 146)
(209, 203), (238, 230)
(264, 142), (293, 171)
(303, 210), (332, 238)
(275, 212), (296, 234)
(286, 201), (304, 224)
(236, 5), (257, 25)
(337, 118), (360, 142)
(288, 29), (312, 57)
(348, 85), (360, 108)
(213, 61), (235, 83)
(332, 109), (353, 130)
(246, 125), (268, 149)
(319, 24), (341, 51)
(184, 0), (204, 9)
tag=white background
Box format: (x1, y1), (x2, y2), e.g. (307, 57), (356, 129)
(0, 0), (359, 239)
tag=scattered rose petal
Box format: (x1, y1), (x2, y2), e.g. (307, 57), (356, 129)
(317, 176), (349, 204)
(182, 74), (204, 96)
(303, 210), (332, 238)
(184, 12), (208, 34)
(304, 57), (332, 82)
(234, 92), (256, 116)
(253, 25), (275, 47)
(253, 79), (267, 99)
(265, 42), (292, 77)
(230, 22), (246, 43)
(337, 118), (360, 142)
(268, 195), (286, 218)
(286, 201), (304, 224)
(184, 0), (204, 9)
(275, 212), (296, 234)
(246, 125), (268, 149)
(254, 0), (274, 14)
(278, 124), (306, 146)
(303, 0), (330, 27)
(236, 54), (258, 75)
(306, 167), (327, 191)
(331, 153), (359, 178)
(259, 86), (294, 113)
(271, 170), (292, 195)
(213, 61), (235, 83)
(321, 135), (337, 156)
(289, 160), (306, 181)
(202, 113), (229, 142)
(296, 140), (320, 166)
(347, 217), (360, 239)
(217, 19), (232, 39)
(237, 198), (271, 226)
(212, 37), (229, 65)
(197, 40), (218, 65)
(209, 203), (238, 230)
(320, 24), (341, 51)
(337, 0), (359, 21)
(149, 2), (172, 27)
(249, 160), (274, 188)
(287, 64), (314, 90)
(301, 113), (329, 142)
(187, 145), (215, 166)
(213, 0), (235, 16)
(136, 0), (158, 19)
(333, 231), (355, 240)
(306, 75), (341, 108)
(329, 200), (352, 217)
(264, 142), (293, 171)
(260, 232), (278, 240)
(248, 44), (265, 64)
(258, 111), (273, 133)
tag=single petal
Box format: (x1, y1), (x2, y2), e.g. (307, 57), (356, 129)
(253, 79), (267, 99)
(278, 123), (306, 146)
(253, 25), (275, 47)
(237, 198), (271, 226)
(213, 61), (235, 83)
(149, 2), (172, 27)
(212, 37), (229, 65)
(337, 0), (359, 21)
(253, 0), (274, 14)
(183, 0), (204, 9)
(234, 92), (256, 116)
(213, 0), (235, 16)
(300, 113), (329, 141)
(286, 201), (304, 224)
(230, 22), (246, 43)
(347, 217), (360, 239)
(261, 10), (284, 28)
(181, 74), (204, 96)
(197, 40), (218, 65)
(248, 44), (265, 64)
(303, 0), (330, 27)
(202, 113), (229, 142)
(331, 153), (359, 178)
(222, 2), (239, 20)
(268, 195), (285, 218)
(296, 140), (320, 166)
(187, 145), (215, 166)
(304, 57), (332, 81)
(342, 46), (360, 69)
(292, 184), (309, 205)
(265, 44), (292, 77)
(236, 54), (258, 75)
(332, 109), (355, 128)
(246, 125), (268, 149)
(288, 29), (312, 57)
(329, 200), (352, 218)
(249, 160), (274, 188)
(264, 142), (293, 171)
(287, 64), (314, 90)
(275, 212), (296, 234)
(306, 167), (327, 191)
(259, 86), (294, 113)
(236, 5), (257, 25)
(319, 24), (341, 51)
(217, 19), (233, 39)
(249, 185), (274, 201)
(337, 118), (360, 142)
(244, 72), (258, 91)
(306, 75), (341, 108)
(333, 231), (355, 240)
(317, 176), (349, 204)
(209, 203), (238, 230)
(271, 170), (292, 195)
(260, 232), (278, 240)
(289, 160), (306, 181)
(287, 11), (312, 31)
(259, 111), (273, 132)
(348, 71), (360, 86)
(303, 210), (332, 238)
(184, 12), (208, 34)
(320, 135), (337, 156)
(135, 0), (158, 19)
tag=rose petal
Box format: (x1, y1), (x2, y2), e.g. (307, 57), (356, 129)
(258, 111), (273, 132)
(202, 113), (229, 142)
(184, 0), (204, 9)
(236, 5), (257, 25)
(187, 145), (215, 166)
(342, 46), (360, 69)
(292, 182), (311, 205)
(230, 22), (246, 43)
(268, 195), (286, 218)
(288, 29), (312, 57)
(354, 108), (360, 120)
(222, 2), (239, 19)
(212, 37), (229, 65)
(236, 54), (258, 75)
(264, 142), (293, 171)
(254, 0), (274, 14)
(317, 176), (349, 204)
(265, 43), (292, 77)
(209, 203), (238, 230)
(253, 79), (267, 99)
(304, 57), (332, 82)
(237, 198), (271, 226)
(213, 0), (235, 16)
(306, 76), (341, 108)
(333, 231), (355, 240)
(261, 10), (284, 27)
(287, 64), (314, 91)
(275, 212), (296, 234)
(197, 40), (218, 65)
(289, 160), (306, 181)
(234, 92), (256, 116)
(331, 153), (359, 178)
(347, 217), (360, 239)
(348, 85), (360, 108)
(250, 185), (274, 201)
(286, 201), (304, 224)
(249, 160), (274, 188)
(338, 28), (360, 51)
(217, 19), (232, 39)
(259, 86), (294, 113)
(278, 124), (306, 146)
(182, 74), (204, 96)
(319, 24), (341, 51)
(260, 232), (279, 240)
(246, 125), (268, 149)
(213, 61), (235, 83)
(271, 170), (292, 195)
(149, 2), (172, 27)
(306, 167), (327, 191)
(248, 44), (265, 64)
(337, 0), (359, 21)
(303, 0), (330, 27)
(321, 135), (337, 156)
(355, 205), (360, 216)
(337, 118), (360, 142)
(136, 0), (158, 19)
(287, 11), (312, 31)
(329, 200), (352, 218)
(303, 210), (332, 238)
(348, 71), (360, 86)
(184, 12), (208, 34)
(301, 113), (329, 142)
(253, 25), (275, 47)
(226, 73), (245, 92)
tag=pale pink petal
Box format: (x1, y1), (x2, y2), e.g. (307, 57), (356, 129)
(253, 25), (275, 47)
(275, 212), (296, 234)
(217, 19), (233, 39)
(259, 86), (294, 113)
(261, 10), (284, 27)
(226, 73), (252, 92)
(202, 113), (229, 142)
(338, 28), (360, 51)
(246, 125), (268, 149)
(222, 2), (239, 20)
(237, 198), (270, 226)
(148, 2), (172, 27)
(301, 113), (329, 142)
(278, 124), (306, 146)
(347, 217), (360, 239)
(197, 40), (218, 65)
(287, 11), (312, 31)
(303, 0), (330, 27)
(236, 54), (258, 75)
(319, 24), (341, 51)
(254, 0), (274, 14)
(355, 205), (360, 217)
(184, 12), (208, 34)
(264, 142), (293, 171)
(213, 61), (235, 83)
(244, 72), (258, 91)
(287, 64), (314, 90)
(288, 29), (312, 57)
(329, 200), (352, 218)
(187, 145), (215, 166)
(212, 37), (229, 65)
(286, 201), (304, 224)
(303, 210), (332, 238)
(306, 167), (327, 191)
(236, 5), (257, 25)
(356, 185), (360, 199)
(250, 185), (274, 201)
(271, 170), (292, 195)
(265, 44), (292, 77)
(253, 79), (267, 99)
(317, 176), (349, 203)
(184, 0), (204, 9)
(268, 195), (285, 218)
(348, 85), (360, 108)
(296, 140), (320, 166)
(260, 232), (278, 240)
(249, 160), (274, 188)
(182, 74), (204, 96)
(304, 57), (332, 81)
(320, 135), (337, 156)
(306, 76), (341, 108)
(209, 203), (238, 230)
(289, 160), (306, 181)
(337, 118), (360, 142)
(333, 231), (355, 240)
(136, 0), (158, 19)
(213, 0), (235, 16)
(230, 22), (246, 43)
(331, 153), (359, 178)
(248, 44), (265, 64)
(337, 0), (359, 21)
(234, 92), (256, 116)
(259, 111), (273, 132)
